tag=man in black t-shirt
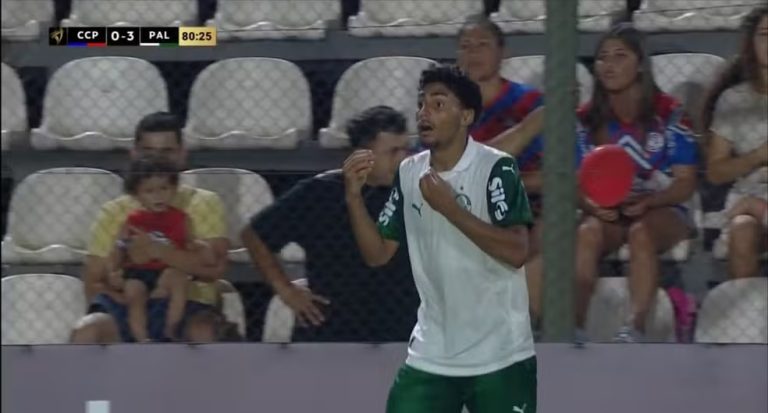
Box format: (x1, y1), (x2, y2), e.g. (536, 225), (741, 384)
(241, 106), (418, 342)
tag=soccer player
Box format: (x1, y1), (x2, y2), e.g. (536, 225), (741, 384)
(344, 65), (537, 413)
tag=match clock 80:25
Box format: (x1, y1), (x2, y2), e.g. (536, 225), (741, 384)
(178, 27), (217, 46)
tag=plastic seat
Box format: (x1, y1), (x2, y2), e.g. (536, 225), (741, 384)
(652, 53), (727, 131)
(1, 63), (27, 151)
(578, 0), (629, 32)
(319, 57), (437, 148)
(1, 274), (86, 345)
(1, 168), (123, 264)
(499, 55), (594, 105)
(1, 0), (53, 41)
(636, 0), (756, 32)
(491, 0), (546, 33)
(349, 0), (483, 37)
(210, 0), (340, 40)
(184, 58), (312, 150)
(180, 168), (305, 263)
(262, 278), (308, 343)
(31, 57), (168, 150)
(63, 0), (197, 27)
(586, 277), (677, 342)
(695, 278), (767, 344)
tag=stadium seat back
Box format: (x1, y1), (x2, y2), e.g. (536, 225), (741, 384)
(1, 274), (86, 345)
(1, 0), (53, 40)
(695, 278), (768, 344)
(500, 55), (594, 105)
(361, 0), (481, 24)
(586, 277), (677, 342)
(319, 57), (437, 148)
(185, 58), (312, 149)
(217, 0), (339, 28)
(222, 291), (247, 338)
(66, 0), (197, 26)
(1, 63), (27, 150)
(33, 57), (168, 150)
(5, 168), (123, 251)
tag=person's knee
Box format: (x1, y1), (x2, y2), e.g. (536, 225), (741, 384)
(729, 215), (760, 249)
(628, 220), (654, 252)
(184, 312), (219, 342)
(70, 313), (120, 344)
(577, 219), (604, 251)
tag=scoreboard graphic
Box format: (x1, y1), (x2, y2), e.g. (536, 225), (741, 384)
(49, 27), (217, 47)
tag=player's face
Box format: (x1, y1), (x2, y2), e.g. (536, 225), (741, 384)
(132, 132), (187, 168)
(135, 176), (176, 212)
(417, 83), (472, 149)
(595, 39), (640, 93)
(368, 132), (410, 186)
(754, 16), (768, 69)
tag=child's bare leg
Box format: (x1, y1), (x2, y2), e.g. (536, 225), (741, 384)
(157, 268), (188, 340)
(124, 279), (150, 342)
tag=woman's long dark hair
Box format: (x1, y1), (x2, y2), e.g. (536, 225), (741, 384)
(702, 6), (768, 130)
(584, 23), (660, 139)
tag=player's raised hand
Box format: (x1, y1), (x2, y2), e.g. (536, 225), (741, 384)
(419, 169), (457, 216)
(343, 150), (374, 198)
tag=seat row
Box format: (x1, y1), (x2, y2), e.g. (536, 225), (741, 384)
(1, 53), (729, 151)
(1, 0), (758, 41)
(4, 273), (766, 344)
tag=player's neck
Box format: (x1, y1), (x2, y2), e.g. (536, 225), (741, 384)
(430, 135), (469, 172)
(478, 76), (505, 107)
(608, 84), (642, 124)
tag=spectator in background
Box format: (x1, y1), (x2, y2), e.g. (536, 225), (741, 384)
(456, 17), (547, 327)
(573, 24), (698, 343)
(704, 7), (768, 279)
(70, 112), (231, 343)
(242, 106), (418, 342)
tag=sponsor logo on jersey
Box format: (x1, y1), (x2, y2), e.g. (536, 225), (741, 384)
(378, 188), (400, 226)
(488, 177), (509, 221)
(455, 193), (472, 211)
(646, 132), (665, 153)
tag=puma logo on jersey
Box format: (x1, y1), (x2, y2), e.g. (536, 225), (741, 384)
(411, 202), (423, 216)
(501, 166), (516, 173)
(512, 403), (527, 413)
(488, 177), (509, 221)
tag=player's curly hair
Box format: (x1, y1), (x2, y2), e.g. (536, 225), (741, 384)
(419, 64), (483, 125)
(124, 155), (180, 194)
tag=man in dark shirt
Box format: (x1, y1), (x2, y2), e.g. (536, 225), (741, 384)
(241, 106), (418, 342)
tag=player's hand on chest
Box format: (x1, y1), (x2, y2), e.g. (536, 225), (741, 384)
(418, 169), (461, 217)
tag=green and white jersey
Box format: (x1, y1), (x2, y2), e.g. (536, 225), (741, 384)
(378, 137), (535, 377)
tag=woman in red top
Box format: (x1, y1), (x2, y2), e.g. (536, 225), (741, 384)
(574, 24), (699, 343)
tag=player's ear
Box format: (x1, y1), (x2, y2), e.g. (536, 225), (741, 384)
(460, 108), (475, 128)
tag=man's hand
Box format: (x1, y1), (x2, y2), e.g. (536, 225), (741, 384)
(621, 194), (654, 218)
(584, 197), (619, 222)
(126, 226), (157, 265)
(419, 170), (457, 217)
(343, 150), (374, 199)
(276, 284), (330, 327)
(108, 270), (125, 291)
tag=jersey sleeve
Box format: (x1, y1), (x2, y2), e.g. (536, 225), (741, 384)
(187, 191), (227, 240)
(87, 202), (124, 258)
(377, 171), (405, 242)
(486, 157), (533, 227)
(666, 108), (699, 166)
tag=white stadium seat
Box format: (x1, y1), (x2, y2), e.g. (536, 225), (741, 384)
(586, 277), (677, 342)
(184, 58), (312, 150)
(179, 168), (305, 263)
(492, 0), (626, 33)
(707, 192), (768, 261)
(210, 0), (340, 40)
(491, 0), (546, 33)
(262, 278), (308, 343)
(652, 53), (727, 130)
(578, 0), (629, 32)
(63, 0), (197, 27)
(31, 57), (169, 150)
(1, 0), (53, 41)
(499, 55), (594, 105)
(636, 0), (758, 32)
(1, 274), (86, 345)
(319, 56), (437, 148)
(695, 278), (768, 344)
(222, 291), (247, 337)
(349, 0), (483, 37)
(1, 168), (123, 264)
(1, 63), (27, 151)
